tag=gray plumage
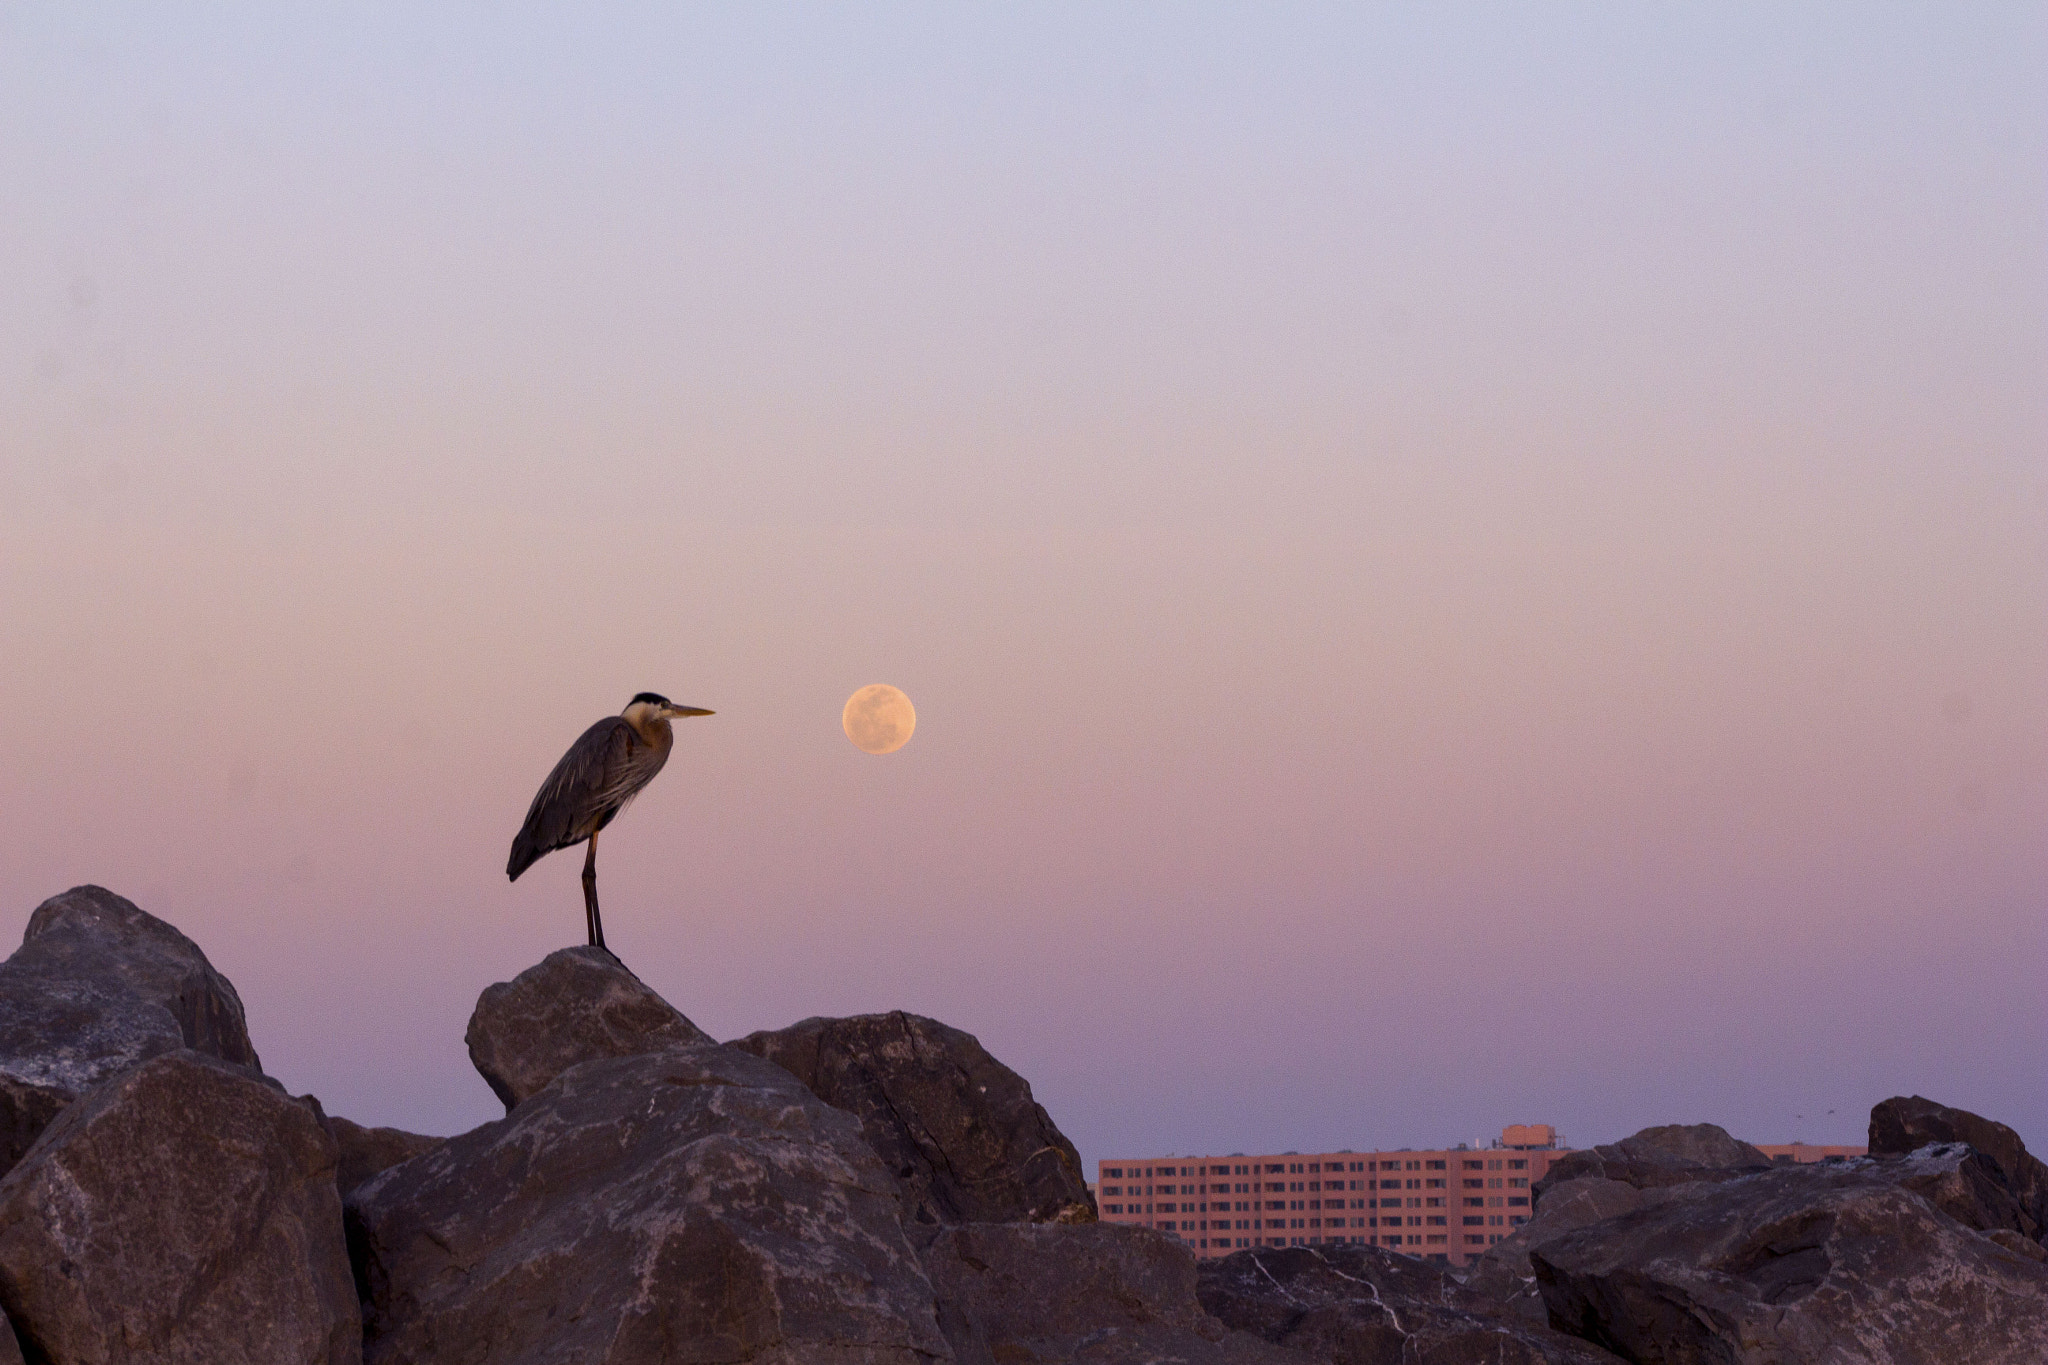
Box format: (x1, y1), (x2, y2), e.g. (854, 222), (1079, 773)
(507, 692), (713, 949)
(507, 714), (672, 881)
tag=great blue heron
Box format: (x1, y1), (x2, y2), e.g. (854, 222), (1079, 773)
(507, 692), (714, 949)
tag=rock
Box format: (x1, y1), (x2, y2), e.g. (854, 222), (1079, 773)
(322, 1113), (442, 1199)
(1870, 1095), (2048, 1242)
(464, 946), (711, 1109)
(1467, 1178), (1651, 1324)
(1865, 1141), (2042, 1243)
(1532, 1122), (1769, 1208)
(0, 886), (260, 1173)
(1198, 1242), (1624, 1364)
(0, 1050), (359, 1365)
(348, 1042), (947, 1365)
(732, 1011), (1092, 1224)
(1532, 1164), (2048, 1364)
(0, 1310), (18, 1365)
(922, 1222), (1300, 1365)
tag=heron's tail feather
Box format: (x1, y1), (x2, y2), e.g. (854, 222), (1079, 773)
(507, 829), (544, 882)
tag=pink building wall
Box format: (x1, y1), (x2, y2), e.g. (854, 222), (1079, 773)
(1097, 1127), (1869, 1267)
(1096, 1126), (1569, 1267)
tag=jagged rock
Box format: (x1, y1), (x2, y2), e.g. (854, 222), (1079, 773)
(464, 946), (710, 1109)
(322, 1113), (442, 1199)
(1870, 1095), (2048, 1242)
(0, 886), (260, 1173)
(1467, 1178), (1650, 1324)
(1864, 1141), (2042, 1244)
(732, 1011), (1092, 1224)
(1199, 1243), (1623, 1364)
(1532, 1164), (2048, 1364)
(1532, 1122), (1769, 1208)
(0, 1050), (359, 1365)
(348, 1042), (947, 1365)
(921, 1223), (1299, 1365)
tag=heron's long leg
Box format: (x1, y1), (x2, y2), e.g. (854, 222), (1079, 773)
(582, 831), (604, 950)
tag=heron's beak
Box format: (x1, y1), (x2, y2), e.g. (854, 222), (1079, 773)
(668, 706), (714, 718)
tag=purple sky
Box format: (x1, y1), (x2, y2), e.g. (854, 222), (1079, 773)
(2, 6), (2043, 1163)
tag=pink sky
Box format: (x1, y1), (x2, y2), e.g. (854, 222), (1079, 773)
(2, 7), (2043, 1160)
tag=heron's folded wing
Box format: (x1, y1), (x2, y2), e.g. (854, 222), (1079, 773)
(506, 716), (636, 879)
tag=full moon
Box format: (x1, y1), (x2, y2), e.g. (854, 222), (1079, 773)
(842, 684), (916, 755)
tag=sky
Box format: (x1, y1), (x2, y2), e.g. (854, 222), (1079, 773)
(1, 5), (2043, 1165)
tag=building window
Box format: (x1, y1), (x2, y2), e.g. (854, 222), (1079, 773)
(1105, 1204), (1121, 1215)
(1426, 1161), (1446, 1170)
(1464, 1198), (1483, 1208)
(1509, 1216), (1528, 1226)
(1508, 1197), (1529, 1207)
(1465, 1235), (1485, 1245)
(1427, 1216), (1447, 1226)
(1160, 1221), (1177, 1231)
(1463, 1216), (1484, 1226)
(1105, 1168), (1122, 1178)
(1508, 1160), (1527, 1170)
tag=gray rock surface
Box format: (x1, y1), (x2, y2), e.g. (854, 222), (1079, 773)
(0, 1050), (359, 1365)
(348, 1042), (947, 1365)
(921, 1223), (1299, 1365)
(1863, 1141), (2043, 1246)
(733, 1011), (1092, 1225)
(322, 1113), (442, 1199)
(1870, 1095), (2048, 1243)
(1467, 1178), (1651, 1324)
(1532, 1122), (1769, 1208)
(1532, 1164), (2048, 1364)
(464, 945), (711, 1109)
(0, 886), (260, 1173)
(1199, 1242), (1623, 1364)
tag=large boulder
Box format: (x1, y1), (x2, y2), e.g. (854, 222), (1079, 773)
(1870, 1095), (2048, 1243)
(1532, 1164), (2048, 1364)
(1467, 1178), (1651, 1324)
(921, 1223), (1299, 1365)
(1532, 1122), (1769, 1209)
(347, 1042), (948, 1365)
(464, 946), (711, 1109)
(0, 886), (260, 1172)
(1199, 1243), (1624, 1364)
(322, 1112), (442, 1200)
(732, 1011), (1092, 1225)
(1868, 1141), (2042, 1250)
(0, 1050), (359, 1365)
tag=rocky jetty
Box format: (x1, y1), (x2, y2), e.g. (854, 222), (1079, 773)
(0, 885), (260, 1175)
(732, 1010), (1093, 1225)
(0, 883), (2043, 1364)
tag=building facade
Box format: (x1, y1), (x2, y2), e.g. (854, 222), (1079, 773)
(1096, 1125), (1573, 1267)
(1096, 1125), (1870, 1268)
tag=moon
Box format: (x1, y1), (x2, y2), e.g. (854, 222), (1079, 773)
(843, 685), (916, 755)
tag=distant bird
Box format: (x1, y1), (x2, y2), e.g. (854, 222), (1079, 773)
(507, 693), (713, 950)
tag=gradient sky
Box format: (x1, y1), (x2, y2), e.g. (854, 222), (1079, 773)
(2, 6), (2043, 1164)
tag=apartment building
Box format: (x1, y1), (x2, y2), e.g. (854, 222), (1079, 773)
(1096, 1124), (1572, 1267)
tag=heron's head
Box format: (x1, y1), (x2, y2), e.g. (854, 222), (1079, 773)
(625, 691), (714, 724)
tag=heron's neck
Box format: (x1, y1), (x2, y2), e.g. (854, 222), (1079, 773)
(625, 711), (673, 750)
